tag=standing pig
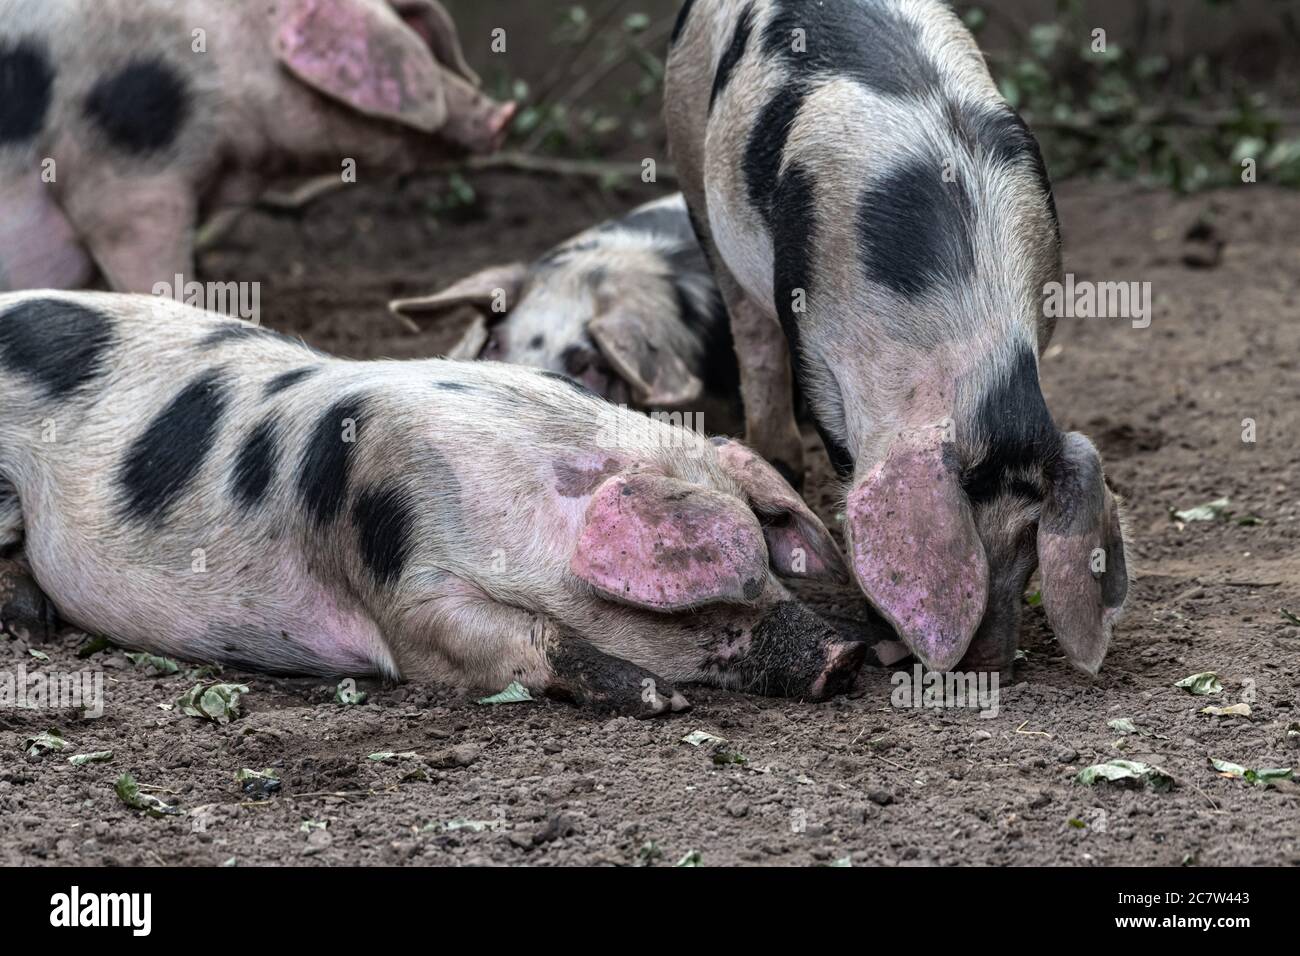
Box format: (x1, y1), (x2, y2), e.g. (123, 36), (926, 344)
(665, 0), (1129, 674)
(0, 0), (515, 293)
(0, 291), (866, 715)
(389, 193), (737, 408)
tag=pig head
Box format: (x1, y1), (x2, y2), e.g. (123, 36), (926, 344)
(0, 0), (515, 293)
(389, 195), (731, 408)
(844, 360), (1130, 676)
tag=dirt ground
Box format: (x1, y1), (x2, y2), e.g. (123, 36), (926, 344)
(2, 174), (1298, 867)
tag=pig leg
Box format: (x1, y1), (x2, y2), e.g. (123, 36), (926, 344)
(546, 638), (691, 718)
(0, 481), (55, 642)
(722, 273), (805, 489)
(393, 577), (687, 717)
(65, 174), (196, 294)
(0, 557), (55, 644)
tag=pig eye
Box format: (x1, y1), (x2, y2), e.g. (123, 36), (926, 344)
(482, 332), (504, 360)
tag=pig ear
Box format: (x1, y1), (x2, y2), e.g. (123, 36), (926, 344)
(388, 0), (480, 85)
(588, 310), (704, 407)
(274, 0), (449, 133)
(1037, 433), (1130, 675)
(712, 438), (848, 583)
(846, 429), (988, 671)
(389, 263), (528, 324)
(571, 474), (768, 612)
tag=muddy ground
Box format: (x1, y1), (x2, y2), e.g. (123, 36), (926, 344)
(1, 175), (1298, 867)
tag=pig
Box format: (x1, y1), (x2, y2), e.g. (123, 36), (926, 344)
(389, 193), (737, 409)
(0, 291), (866, 715)
(664, 0), (1130, 675)
(0, 0), (516, 294)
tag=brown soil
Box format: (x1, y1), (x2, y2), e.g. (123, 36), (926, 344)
(2, 176), (1298, 867)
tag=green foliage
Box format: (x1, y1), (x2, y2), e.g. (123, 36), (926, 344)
(959, 0), (1300, 191)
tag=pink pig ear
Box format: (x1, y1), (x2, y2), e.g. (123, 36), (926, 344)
(274, 0), (449, 133)
(1038, 433), (1130, 675)
(846, 430), (988, 671)
(712, 438), (848, 583)
(571, 474), (769, 612)
(389, 263), (529, 323)
(387, 0), (480, 85)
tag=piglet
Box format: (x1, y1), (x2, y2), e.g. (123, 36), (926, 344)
(666, 0), (1129, 674)
(0, 291), (865, 715)
(390, 193), (736, 408)
(0, 0), (515, 294)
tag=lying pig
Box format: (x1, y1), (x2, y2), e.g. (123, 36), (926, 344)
(0, 291), (865, 715)
(389, 194), (737, 408)
(0, 0), (515, 294)
(665, 0), (1129, 674)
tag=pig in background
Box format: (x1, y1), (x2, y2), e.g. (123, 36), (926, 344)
(0, 0), (515, 294)
(665, 0), (1130, 675)
(390, 193), (739, 410)
(0, 291), (869, 716)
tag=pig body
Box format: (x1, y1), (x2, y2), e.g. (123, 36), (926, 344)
(0, 291), (863, 714)
(391, 193), (737, 409)
(665, 0), (1129, 673)
(0, 0), (514, 294)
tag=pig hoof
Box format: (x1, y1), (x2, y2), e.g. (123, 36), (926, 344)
(0, 561), (55, 643)
(807, 641), (868, 701)
(545, 638), (688, 719)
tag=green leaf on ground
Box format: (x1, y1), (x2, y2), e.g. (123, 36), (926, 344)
(334, 680), (368, 705)
(68, 751), (113, 766)
(1172, 497), (1230, 523)
(126, 652), (181, 675)
(114, 773), (180, 818)
(476, 682), (533, 705)
(176, 683), (249, 724)
(675, 850), (702, 867)
(1210, 758), (1293, 787)
(27, 649), (49, 662)
(1174, 672), (1222, 695)
(1076, 759), (1174, 792)
(681, 730), (727, 747)
(1200, 703), (1251, 718)
(23, 730), (66, 757)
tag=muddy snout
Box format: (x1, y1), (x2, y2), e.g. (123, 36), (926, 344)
(749, 602), (867, 701)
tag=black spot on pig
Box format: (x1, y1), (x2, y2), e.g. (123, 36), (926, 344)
(770, 163), (815, 355)
(0, 298), (113, 399)
(672, 277), (738, 397)
(199, 325), (263, 349)
(670, 0), (696, 45)
(540, 369), (597, 398)
(0, 39), (54, 145)
(744, 83), (806, 224)
(710, 2), (755, 111)
(761, 0), (940, 97)
(816, 422), (855, 479)
(353, 483), (415, 587)
(264, 366), (320, 396)
(298, 397), (367, 527)
(433, 380), (472, 392)
(118, 371), (229, 524)
(962, 346), (1062, 504)
(231, 419), (280, 509)
(528, 334), (546, 350)
(84, 58), (190, 155)
(857, 160), (976, 300)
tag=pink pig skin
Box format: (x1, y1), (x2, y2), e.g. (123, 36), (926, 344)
(571, 474), (769, 612)
(847, 444), (988, 672)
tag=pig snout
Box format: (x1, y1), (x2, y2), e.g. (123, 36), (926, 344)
(559, 343), (630, 406)
(440, 72), (517, 153)
(747, 602), (866, 701)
